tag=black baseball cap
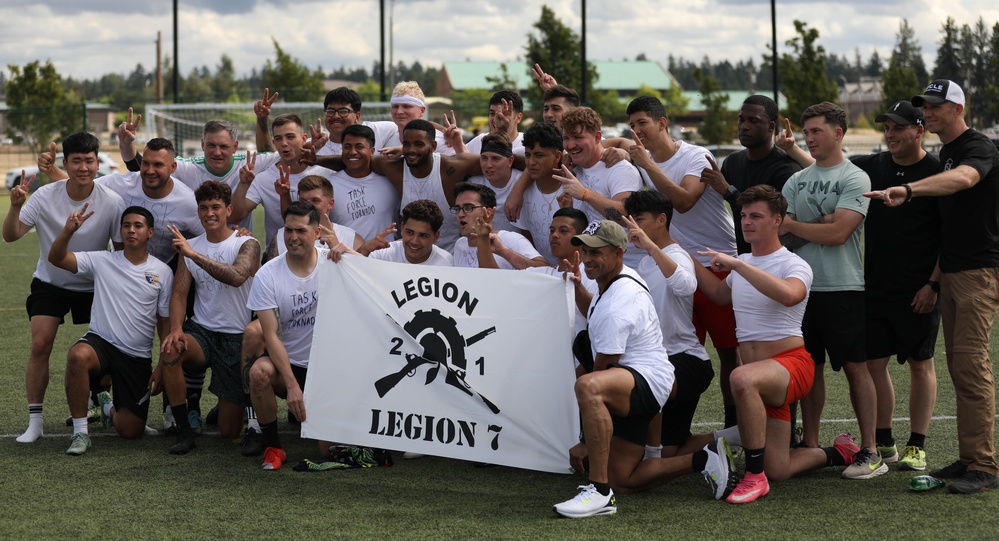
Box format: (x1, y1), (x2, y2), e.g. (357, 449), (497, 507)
(875, 101), (923, 126)
(912, 79), (966, 107)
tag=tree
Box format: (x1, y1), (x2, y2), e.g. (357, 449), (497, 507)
(485, 63), (519, 92)
(634, 83), (690, 121)
(882, 20), (927, 109)
(934, 17), (962, 81)
(693, 68), (734, 145)
(777, 20), (839, 118)
(524, 5), (599, 108)
(5, 60), (83, 153)
(262, 38), (325, 102)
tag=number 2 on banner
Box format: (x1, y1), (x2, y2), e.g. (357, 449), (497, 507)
(389, 337), (403, 355)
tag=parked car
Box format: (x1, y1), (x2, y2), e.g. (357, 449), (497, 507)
(5, 152), (119, 191)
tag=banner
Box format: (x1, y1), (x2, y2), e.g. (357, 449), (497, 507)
(302, 255), (579, 474)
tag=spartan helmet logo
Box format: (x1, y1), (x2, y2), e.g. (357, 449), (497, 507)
(376, 309), (500, 414)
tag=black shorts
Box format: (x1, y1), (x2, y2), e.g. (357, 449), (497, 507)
(610, 364), (661, 446)
(276, 363), (308, 399)
(802, 291), (866, 371)
(79, 332), (152, 421)
(26, 278), (93, 324)
(183, 319), (246, 406)
(866, 297), (940, 363)
(661, 353), (715, 446)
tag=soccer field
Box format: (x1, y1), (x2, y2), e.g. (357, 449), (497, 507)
(1, 193), (998, 539)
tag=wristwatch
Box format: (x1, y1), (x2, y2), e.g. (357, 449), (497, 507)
(725, 185), (739, 199)
(927, 279), (940, 293)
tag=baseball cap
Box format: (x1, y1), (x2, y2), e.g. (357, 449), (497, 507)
(911, 79), (966, 107)
(875, 101), (923, 126)
(571, 220), (628, 249)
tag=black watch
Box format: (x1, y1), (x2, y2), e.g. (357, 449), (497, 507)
(927, 279), (940, 293)
(725, 185), (739, 199)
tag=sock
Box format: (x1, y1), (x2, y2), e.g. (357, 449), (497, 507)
(907, 432), (926, 449)
(72, 417), (89, 435)
(745, 447), (765, 474)
(171, 403), (195, 438)
(16, 404), (45, 442)
(644, 444), (662, 459)
(27, 403), (43, 424)
(691, 450), (708, 472)
(101, 400), (114, 420)
(824, 446), (845, 467)
(246, 405), (260, 431)
(260, 420), (280, 448)
(589, 480), (611, 496)
(714, 425), (742, 447)
(875, 428), (894, 447)
(723, 404), (738, 428)
(185, 369), (205, 412)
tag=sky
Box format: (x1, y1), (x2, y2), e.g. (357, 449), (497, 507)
(1, 0), (997, 86)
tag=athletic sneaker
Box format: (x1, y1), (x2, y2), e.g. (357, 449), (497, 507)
(188, 410), (203, 436)
(163, 406), (177, 435)
(97, 391), (114, 428)
(948, 470), (999, 494)
(241, 428), (263, 457)
(169, 435), (197, 455)
(930, 460), (968, 479)
(898, 446), (927, 471)
(65, 401), (102, 426)
(726, 471), (770, 504)
(553, 484), (617, 518)
(261, 447), (287, 471)
(833, 433), (860, 466)
(205, 404), (219, 426)
(878, 443), (899, 464)
(702, 437), (738, 500)
(842, 448), (888, 479)
(66, 433), (92, 456)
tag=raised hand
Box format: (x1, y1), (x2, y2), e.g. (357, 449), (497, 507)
(167, 224), (195, 258)
(299, 141), (317, 166)
(442, 110), (463, 150)
(37, 142), (58, 176)
(775, 117), (795, 152)
(561, 250), (582, 283)
(492, 99), (513, 134)
(253, 87), (279, 119)
(621, 214), (655, 252)
(359, 223), (396, 255)
(239, 151), (257, 186)
(318, 214), (340, 248)
(9, 170), (37, 206)
(700, 155), (730, 195)
(532, 63), (557, 91)
(118, 107), (141, 146)
(553, 164), (585, 200)
(273, 163), (291, 197)
(627, 129), (655, 169)
(64, 203), (94, 232)
(309, 118), (328, 149)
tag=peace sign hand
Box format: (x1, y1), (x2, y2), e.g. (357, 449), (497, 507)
(239, 152), (257, 186)
(9, 170), (38, 206)
(254, 88), (279, 118)
(532, 63), (557, 91)
(118, 107), (141, 145)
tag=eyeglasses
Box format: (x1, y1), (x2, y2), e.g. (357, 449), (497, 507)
(449, 204), (486, 214)
(324, 107), (356, 117)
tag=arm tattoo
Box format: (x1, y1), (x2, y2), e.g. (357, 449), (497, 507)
(272, 308), (283, 340)
(445, 166), (456, 177)
(265, 238), (277, 261)
(188, 239), (261, 287)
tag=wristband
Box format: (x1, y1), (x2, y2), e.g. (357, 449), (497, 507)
(902, 183), (912, 203)
(927, 279), (940, 293)
(581, 188), (589, 202)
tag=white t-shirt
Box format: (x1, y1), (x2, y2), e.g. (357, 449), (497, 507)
(468, 170), (525, 234)
(451, 230), (542, 269)
(186, 232), (257, 334)
(574, 160), (642, 224)
(173, 152), (282, 231)
(586, 266), (674, 407)
(328, 170), (400, 241)
(514, 181), (565, 265)
(401, 153), (459, 251)
(726, 247), (813, 343)
(316, 121), (398, 157)
(97, 172), (205, 263)
(246, 164), (331, 245)
(274, 223), (358, 256)
(368, 240), (454, 266)
(466, 132), (525, 156)
(75, 251), (172, 358)
(246, 247), (328, 368)
(18, 181), (125, 291)
(641, 141), (736, 266)
(636, 243), (709, 359)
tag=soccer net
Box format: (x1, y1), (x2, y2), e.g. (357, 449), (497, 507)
(144, 101), (393, 157)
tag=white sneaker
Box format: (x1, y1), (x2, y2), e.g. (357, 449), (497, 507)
(702, 437), (738, 500)
(553, 484), (616, 518)
(402, 452), (425, 459)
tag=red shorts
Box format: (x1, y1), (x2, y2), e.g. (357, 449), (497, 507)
(693, 268), (738, 349)
(764, 346), (815, 422)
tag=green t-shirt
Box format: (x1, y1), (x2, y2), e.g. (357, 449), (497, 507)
(781, 160), (871, 291)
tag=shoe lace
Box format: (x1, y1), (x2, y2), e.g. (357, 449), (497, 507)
(853, 447), (874, 464)
(571, 484), (599, 503)
(903, 446), (921, 460)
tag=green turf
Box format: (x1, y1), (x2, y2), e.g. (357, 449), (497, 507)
(1, 193), (998, 539)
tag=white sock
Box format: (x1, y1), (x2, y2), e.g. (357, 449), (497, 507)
(644, 444), (663, 459)
(16, 405), (44, 443)
(102, 402), (114, 421)
(72, 418), (89, 436)
(714, 425), (743, 447)
(246, 407), (260, 431)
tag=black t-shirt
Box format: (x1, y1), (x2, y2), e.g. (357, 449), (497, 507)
(721, 147), (802, 254)
(937, 129), (999, 272)
(851, 152), (941, 298)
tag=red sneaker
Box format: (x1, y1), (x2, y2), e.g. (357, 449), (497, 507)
(726, 471), (770, 504)
(261, 446), (287, 471)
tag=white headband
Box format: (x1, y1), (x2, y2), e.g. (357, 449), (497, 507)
(390, 95), (426, 108)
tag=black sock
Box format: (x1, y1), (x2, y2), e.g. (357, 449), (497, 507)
(824, 446), (845, 467)
(691, 450), (708, 472)
(260, 420), (280, 448)
(187, 390), (202, 414)
(723, 405), (738, 428)
(745, 447), (765, 474)
(589, 480), (611, 496)
(907, 432), (926, 449)
(171, 403), (195, 438)
(875, 428), (894, 447)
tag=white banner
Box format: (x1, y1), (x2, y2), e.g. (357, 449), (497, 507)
(302, 255), (579, 474)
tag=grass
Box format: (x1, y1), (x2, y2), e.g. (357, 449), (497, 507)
(1, 193), (998, 539)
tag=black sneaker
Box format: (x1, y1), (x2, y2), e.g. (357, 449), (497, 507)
(169, 435), (197, 455)
(205, 404), (219, 426)
(948, 470), (999, 493)
(930, 460), (968, 479)
(241, 428), (264, 457)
